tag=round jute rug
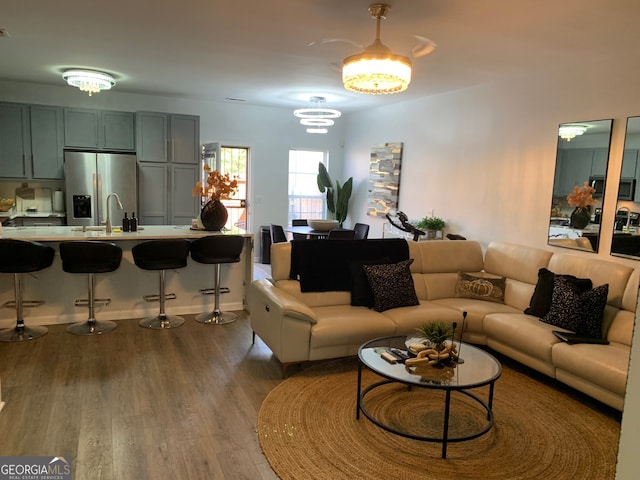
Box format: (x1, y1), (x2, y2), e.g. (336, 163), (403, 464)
(257, 357), (621, 480)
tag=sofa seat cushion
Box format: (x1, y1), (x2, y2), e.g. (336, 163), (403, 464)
(552, 341), (629, 396)
(430, 298), (522, 336)
(484, 313), (561, 364)
(308, 305), (396, 352)
(379, 301), (463, 337)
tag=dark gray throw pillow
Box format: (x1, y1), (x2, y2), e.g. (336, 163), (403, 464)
(525, 268), (593, 318)
(541, 276), (609, 338)
(362, 259), (419, 312)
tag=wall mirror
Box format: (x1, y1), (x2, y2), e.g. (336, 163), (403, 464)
(548, 119), (613, 253)
(611, 116), (640, 259)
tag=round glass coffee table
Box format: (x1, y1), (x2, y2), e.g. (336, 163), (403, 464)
(356, 335), (502, 458)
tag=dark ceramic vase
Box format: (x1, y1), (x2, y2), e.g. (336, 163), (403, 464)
(199, 200), (228, 231)
(570, 207), (591, 229)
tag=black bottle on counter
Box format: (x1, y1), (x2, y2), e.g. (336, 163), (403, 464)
(130, 212), (138, 232)
(122, 212), (130, 232)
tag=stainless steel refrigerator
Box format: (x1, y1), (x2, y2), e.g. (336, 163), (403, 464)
(64, 151), (138, 227)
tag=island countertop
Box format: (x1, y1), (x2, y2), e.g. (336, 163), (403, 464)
(0, 225), (254, 328)
(0, 225), (251, 241)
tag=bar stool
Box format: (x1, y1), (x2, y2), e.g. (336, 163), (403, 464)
(59, 241), (122, 335)
(190, 235), (244, 325)
(0, 239), (55, 342)
(132, 239), (191, 329)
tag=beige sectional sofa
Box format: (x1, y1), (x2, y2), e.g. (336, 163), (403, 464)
(248, 239), (638, 411)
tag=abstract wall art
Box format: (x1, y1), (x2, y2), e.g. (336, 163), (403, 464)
(367, 142), (404, 217)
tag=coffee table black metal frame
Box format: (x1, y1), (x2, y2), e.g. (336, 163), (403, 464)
(356, 335), (502, 458)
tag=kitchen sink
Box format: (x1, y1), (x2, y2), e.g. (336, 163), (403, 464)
(71, 226), (106, 231)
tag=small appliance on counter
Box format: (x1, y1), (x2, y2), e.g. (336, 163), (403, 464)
(10, 184), (67, 226)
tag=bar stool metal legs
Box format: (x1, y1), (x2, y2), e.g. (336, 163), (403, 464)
(139, 269), (185, 329)
(195, 263), (237, 325)
(0, 273), (48, 342)
(0, 239), (54, 343)
(66, 273), (117, 335)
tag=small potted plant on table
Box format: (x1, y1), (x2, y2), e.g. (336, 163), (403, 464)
(416, 216), (446, 239)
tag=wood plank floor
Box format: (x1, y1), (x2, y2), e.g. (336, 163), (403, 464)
(0, 312), (285, 479)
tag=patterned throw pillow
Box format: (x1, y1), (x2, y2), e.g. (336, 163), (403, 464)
(524, 268), (593, 318)
(362, 259), (419, 312)
(349, 258), (391, 307)
(455, 273), (506, 304)
(541, 276), (609, 338)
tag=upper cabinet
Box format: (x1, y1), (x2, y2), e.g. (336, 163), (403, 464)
(0, 103), (29, 178)
(30, 105), (64, 179)
(0, 103), (64, 179)
(64, 108), (135, 151)
(136, 112), (199, 164)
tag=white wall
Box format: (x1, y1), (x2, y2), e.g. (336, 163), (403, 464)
(0, 79), (345, 241)
(342, 53), (640, 478)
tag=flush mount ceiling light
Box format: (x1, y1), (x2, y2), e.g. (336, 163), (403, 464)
(342, 4), (412, 95)
(293, 96), (341, 134)
(62, 69), (116, 96)
(559, 125), (588, 141)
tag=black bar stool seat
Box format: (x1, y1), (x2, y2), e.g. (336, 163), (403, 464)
(0, 239), (55, 342)
(59, 241), (123, 335)
(132, 239), (191, 329)
(190, 235), (244, 325)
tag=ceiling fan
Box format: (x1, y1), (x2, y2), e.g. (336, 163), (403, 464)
(310, 3), (437, 94)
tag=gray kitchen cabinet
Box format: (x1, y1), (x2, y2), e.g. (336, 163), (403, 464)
(64, 108), (135, 151)
(30, 105), (64, 179)
(138, 163), (168, 225)
(136, 112), (199, 164)
(0, 103), (29, 178)
(623, 149), (638, 178)
(554, 148), (593, 196)
(171, 164), (199, 225)
(138, 162), (199, 225)
(590, 148), (609, 176)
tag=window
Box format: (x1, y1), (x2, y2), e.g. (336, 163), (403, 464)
(288, 149), (327, 225)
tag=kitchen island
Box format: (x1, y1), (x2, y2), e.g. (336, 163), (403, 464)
(0, 226), (253, 327)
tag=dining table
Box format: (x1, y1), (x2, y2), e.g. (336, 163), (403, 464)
(284, 226), (332, 239)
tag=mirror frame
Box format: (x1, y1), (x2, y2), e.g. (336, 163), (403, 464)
(611, 116), (640, 259)
(548, 119), (613, 253)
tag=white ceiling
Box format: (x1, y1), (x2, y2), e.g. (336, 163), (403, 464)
(1, 0), (639, 113)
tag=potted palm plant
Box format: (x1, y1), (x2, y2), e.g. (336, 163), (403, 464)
(317, 162), (353, 227)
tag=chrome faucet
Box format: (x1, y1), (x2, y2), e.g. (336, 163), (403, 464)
(105, 193), (123, 233)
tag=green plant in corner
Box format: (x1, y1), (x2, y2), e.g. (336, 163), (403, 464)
(416, 216), (446, 231)
(416, 321), (453, 351)
(317, 162), (353, 227)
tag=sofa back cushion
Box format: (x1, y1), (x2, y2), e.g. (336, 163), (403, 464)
(409, 240), (484, 300)
(484, 241), (553, 310)
(547, 252), (635, 309)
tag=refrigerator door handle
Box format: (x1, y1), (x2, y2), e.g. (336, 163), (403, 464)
(95, 173), (104, 225)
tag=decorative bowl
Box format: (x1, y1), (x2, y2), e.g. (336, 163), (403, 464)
(308, 219), (339, 231)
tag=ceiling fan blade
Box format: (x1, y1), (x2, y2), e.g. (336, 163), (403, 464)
(411, 35), (437, 58)
(308, 38), (364, 49)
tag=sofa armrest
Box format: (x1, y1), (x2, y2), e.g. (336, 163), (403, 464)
(249, 279), (317, 325)
(248, 279), (318, 364)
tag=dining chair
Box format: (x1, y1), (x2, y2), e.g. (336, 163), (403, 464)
(292, 219), (309, 240)
(353, 223), (370, 240)
(327, 229), (356, 240)
(270, 224), (288, 243)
